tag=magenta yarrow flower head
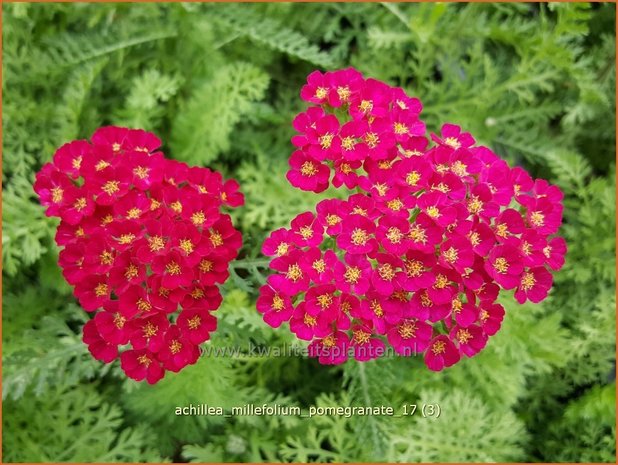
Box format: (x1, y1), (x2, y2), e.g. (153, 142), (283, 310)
(34, 126), (244, 384)
(259, 68), (567, 370)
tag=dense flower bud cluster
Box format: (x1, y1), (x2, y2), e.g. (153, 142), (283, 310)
(260, 69), (567, 369)
(34, 126), (243, 383)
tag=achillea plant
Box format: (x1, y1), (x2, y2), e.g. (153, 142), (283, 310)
(34, 126), (243, 383)
(258, 68), (567, 369)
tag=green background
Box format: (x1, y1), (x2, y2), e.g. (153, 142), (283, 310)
(2, 2), (616, 462)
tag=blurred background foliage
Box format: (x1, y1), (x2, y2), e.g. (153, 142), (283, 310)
(2, 2), (616, 462)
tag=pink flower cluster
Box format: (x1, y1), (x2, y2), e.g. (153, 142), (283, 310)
(259, 69), (567, 370)
(34, 126), (243, 383)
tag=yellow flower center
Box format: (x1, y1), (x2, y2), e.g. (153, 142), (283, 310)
(99, 250), (114, 265)
(300, 160), (318, 176)
(340, 163), (353, 174)
(451, 160), (468, 177)
(316, 293), (333, 309)
(386, 227), (403, 244)
(344, 266), (361, 284)
(188, 315), (202, 330)
(170, 201), (182, 213)
(495, 223), (508, 238)
(365, 132), (379, 148)
(370, 299), (383, 317)
(101, 180), (120, 195)
(341, 136), (356, 151)
(325, 214), (341, 226)
(137, 298), (152, 312)
(143, 322), (158, 337)
(426, 206), (440, 218)
(493, 257), (509, 274)
(420, 291), (433, 308)
(72, 156), (82, 170)
(530, 211), (545, 227)
(431, 340), (446, 355)
(179, 238), (194, 255)
(117, 233), (135, 245)
(354, 330), (371, 345)
(315, 87), (328, 99)
(148, 235), (165, 252)
(359, 100), (373, 113)
(312, 259), (326, 273)
(276, 242), (289, 256)
(406, 171), (421, 186)
(456, 328), (472, 344)
(286, 263), (303, 282)
(133, 166), (149, 179)
(210, 231), (224, 247)
(73, 197), (87, 211)
(434, 274), (449, 289)
(336, 85), (350, 102)
(351, 228), (369, 246)
(95, 160), (110, 171)
(191, 211), (206, 226)
(467, 196), (483, 214)
(387, 198), (404, 211)
(125, 264), (139, 280)
(444, 137), (461, 149)
(322, 335), (336, 348)
(170, 340), (182, 355)
(51, 187), (64, 203)
(199, 259), (213, 273)
(126, 207), (141, 219)
(191, 288), (205, 299)
(398, 321), (417, 339)
(393, 122), (408, 135)
(113, 313), (126, 329)
(304, 314), (317, 327)
(319, 133), (334, 150)
(94, 283), (108, 297)
(520, 272), (536, 291)
(443, 247), (458, 264)
(299, 226), (313, 240)
(271, 294), (285, 311)
(404, 259), (423, 277)
(378, 263), (395, 281)
(166, 261), (182, 275)
(408, 225), (427, 244)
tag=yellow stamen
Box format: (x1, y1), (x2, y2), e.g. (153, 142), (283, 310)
(344, 266), (361, 284)
(169, 340), (182, 355)
(398, 321), (417, 339)
(300, 161), (318, 176)
(431, 340), (446, 355)
(351, 228), (369, 246)
(493, 257), (509, 274)
(101, 180), (120, 195)
(51, 187), (64, 204)
(133, 166), (149, 179)
(188, 315), (201, 330)
(94, 283), (108, 297)
(199, 259), (213, 273)
(286, 263), (303, 282)
(166, 261), (182, 275)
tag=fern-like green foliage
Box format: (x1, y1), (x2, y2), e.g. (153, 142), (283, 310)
(3, 385), (167, 462)
(171, 63), (269, 165)
(2, 2), (615, 463)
